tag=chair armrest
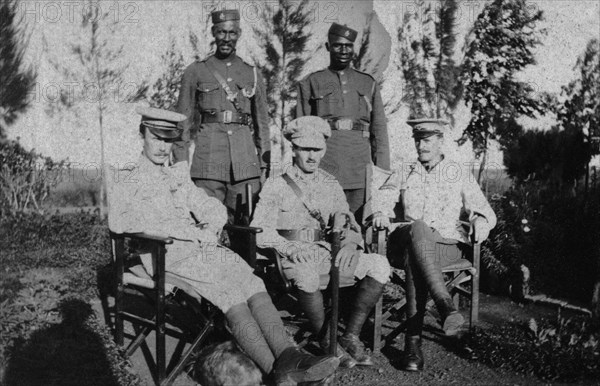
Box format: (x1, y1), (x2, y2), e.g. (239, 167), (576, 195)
(111, 231), (174, 244)
(258, 247), (293, 293)
(223, 224), (263, 234)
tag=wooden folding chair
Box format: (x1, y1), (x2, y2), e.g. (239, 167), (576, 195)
(367, 224), (481, 353)
(105, 165), (261, 385)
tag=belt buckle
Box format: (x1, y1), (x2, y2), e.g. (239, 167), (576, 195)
(223, 110), (233, 124)
(301, 229), (315, 242)
(337, 119), (352, 131)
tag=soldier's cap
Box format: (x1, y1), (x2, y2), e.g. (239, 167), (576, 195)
(407, 118), (449, 139)
(284, 116), (331, 149)
(328, 22), (357, 43)
(211, 9), (240, 24)
(136, 106), (186, 140)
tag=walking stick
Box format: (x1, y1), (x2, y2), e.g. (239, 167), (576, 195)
(329, 213), (345, 358)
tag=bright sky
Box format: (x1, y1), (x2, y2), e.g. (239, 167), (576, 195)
(7, 0), (600, 165)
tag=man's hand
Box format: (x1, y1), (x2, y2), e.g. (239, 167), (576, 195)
(335, 244), (360, 273)
(372, 212), (390, 230)
(470, 216), (490, 243)
(286, 247), (313, 264)
(198, 228), (219, 245)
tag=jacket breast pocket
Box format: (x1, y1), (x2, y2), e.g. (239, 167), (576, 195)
(196, 83), (221, 111)
(311, 90), (336, 117)
(357, 90), (371, 120)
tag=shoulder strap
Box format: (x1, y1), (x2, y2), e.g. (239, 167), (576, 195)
(282, 173), (327, 230)
(204, 59), (243, 112)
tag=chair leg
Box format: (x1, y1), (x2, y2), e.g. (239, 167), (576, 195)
(156, 244), (167, 385)
(451, 272), (460, 309)
(470, 243), (481, 330)
(373, 297), (382, 354)
(114, 237), (125, 346)
(163, 322), (214, 386)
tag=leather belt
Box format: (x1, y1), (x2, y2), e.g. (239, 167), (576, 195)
(278, 229), (324, 242)
(202, 110), (251, 125)
(328, 118), (369, 132)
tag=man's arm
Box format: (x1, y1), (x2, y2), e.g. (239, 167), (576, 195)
(251, 71), (271, 171)
(370, 81), (390, 170)
(462, 172), (497, 242)
(173, 64), (198, 164)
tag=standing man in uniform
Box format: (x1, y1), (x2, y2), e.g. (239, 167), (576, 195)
(174, 9), (270, 217)
(296, 22), (390, 223)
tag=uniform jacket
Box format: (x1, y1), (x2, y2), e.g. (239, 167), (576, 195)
(371, 157), (497, 243)
(251, 166), (363, 256)
(108, 155), (228, 279)
(296, 67), (390, 189)
(174, 54), (270, 182)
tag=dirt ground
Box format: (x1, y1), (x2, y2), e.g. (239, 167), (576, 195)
(94, 291), (597, 386)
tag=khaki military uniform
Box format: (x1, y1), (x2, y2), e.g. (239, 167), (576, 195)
(109, 155), (266, 313)
(296, 68), (390, 215)
(174, 55), (270, 209)
(251, 166), (390, 293)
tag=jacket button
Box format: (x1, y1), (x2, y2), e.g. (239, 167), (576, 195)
(227, 130), (232, 135)
(227, 78), (232, 82)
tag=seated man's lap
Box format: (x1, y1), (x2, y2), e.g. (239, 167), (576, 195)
(388, 222), (468, 268)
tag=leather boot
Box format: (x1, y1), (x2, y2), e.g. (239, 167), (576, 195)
(339, 276), (384, 366)
(272, 347), (339, 386)
(401, 335), (424, 372)
(319, 332), (357, 369)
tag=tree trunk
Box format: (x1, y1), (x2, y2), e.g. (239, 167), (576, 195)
(477, 133), (489, 185)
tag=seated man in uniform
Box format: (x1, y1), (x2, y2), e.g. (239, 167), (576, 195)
(110, 107), (339, 385)
(251, 116), (391, 368)
(371, 118), (497, 372)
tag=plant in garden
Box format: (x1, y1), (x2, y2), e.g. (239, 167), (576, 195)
(252, 0), (314, 162)
(0, 0), (36, 139)
(398, 0), (461, 121)
(460, 0), (546, 183)
(0, 139), (67, 215)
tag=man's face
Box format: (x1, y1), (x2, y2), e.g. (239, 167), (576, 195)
(326, 35), (354, 67)
(212, 21), (240, 57)
(142, 129), (173, 165)
(293, 144), (325, 174)
(414, 135), (444, 164)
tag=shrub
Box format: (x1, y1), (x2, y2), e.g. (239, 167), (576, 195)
(0, 139), (67, 216)
(486, 182), (600, 303)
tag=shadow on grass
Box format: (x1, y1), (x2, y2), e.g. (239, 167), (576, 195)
(4, 298), (121, 386)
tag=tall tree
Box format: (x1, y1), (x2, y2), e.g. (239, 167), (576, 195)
(556, 38), (600, 192)
(460, 0), (545, 182)
(398, 0), (461, 121)
(253, 0), (313, 162)
(50, 0), (144, 216)
(0, 0), (36, 138)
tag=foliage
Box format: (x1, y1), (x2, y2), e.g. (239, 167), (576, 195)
(485, 182), (600, 302)
(460, 0), (545, 182)
(147, 35), (187, 110)
(557, 39), (600, 154)
(397, 0), (461, 120)
(468, 315), (600, 381)
(503, 127), (589, 188)
(253, 0), (313, 130)
(0, 211), (111, 299)
(0, 0), (37, 138)
(0, 139), (67, 216)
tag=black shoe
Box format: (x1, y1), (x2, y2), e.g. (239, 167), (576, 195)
(401, 336), (424, 372)
(320, 336), (357, 369)
(338, 334), (374, 366)
(273, 347), (340, 385)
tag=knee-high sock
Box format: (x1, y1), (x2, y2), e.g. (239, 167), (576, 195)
(410, 227), (456, 318)
(296, 289), (326, 336)
(226, 302), (275, 374)
(247, 292), (293, 358)
(344, 276), (385, 337)
(405, 260), (428, 336)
